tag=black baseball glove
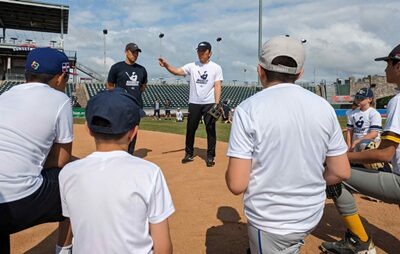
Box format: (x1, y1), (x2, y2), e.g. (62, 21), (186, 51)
(326, 183), (342, 199)
(207, 103), (222, 122)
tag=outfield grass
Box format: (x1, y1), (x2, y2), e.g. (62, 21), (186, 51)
(74, 116), (383, 143)
(74, 117), (232, 142)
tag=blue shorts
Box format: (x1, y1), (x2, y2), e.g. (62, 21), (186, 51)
(0, 167), (65, 234)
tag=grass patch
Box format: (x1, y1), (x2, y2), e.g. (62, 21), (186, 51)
(74, 117), (232, 143)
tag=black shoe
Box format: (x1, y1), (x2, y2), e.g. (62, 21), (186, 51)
(206, 156), (215, 167)
(181, 154), (194, 164)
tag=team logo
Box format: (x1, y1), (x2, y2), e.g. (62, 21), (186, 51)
(199, 71), (208, 80)
(126, 71), (138, 81)
(31, 61), (40, 70)
(355, 116), (364, 128)
(62, 62), (70, 73)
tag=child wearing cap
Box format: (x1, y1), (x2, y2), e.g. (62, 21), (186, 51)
(58, 89), (175, 254)
(346, 87), (382, 151)
(0, 47), (73, 254)
(225, 36), (350, 253)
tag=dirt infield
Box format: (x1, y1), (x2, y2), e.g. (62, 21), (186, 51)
(10, 125), (400, 253)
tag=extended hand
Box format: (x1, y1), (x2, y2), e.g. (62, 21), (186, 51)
(159, 58), (168, 67)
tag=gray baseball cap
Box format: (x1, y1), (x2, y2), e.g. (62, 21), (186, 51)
(259, 36), (305, 74)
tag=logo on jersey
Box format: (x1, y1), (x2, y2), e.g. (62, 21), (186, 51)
(355, 116), (364, 128)
(126, 72), (138, 82)
(196, 71), (208, 85)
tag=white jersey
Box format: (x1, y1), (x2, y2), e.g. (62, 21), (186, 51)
(227, 83), (347, 235)
(182, 60), (223, 104)
(383, 93), (400, 175)
(0, 82), (73, 203)
(347, 107), (382, 143)
(59, 151), (175, 254)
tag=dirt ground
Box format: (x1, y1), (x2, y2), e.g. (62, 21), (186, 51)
(10, 125), (400, 253)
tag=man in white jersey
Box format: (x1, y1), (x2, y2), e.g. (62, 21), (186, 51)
(346, 87), (382, 150)
(225, 36), (350, 254)
(321, 43), (400, 254)
(159, 41), (223, 167)
(0, 48), (73, 254)
(59, 88), (175, 254)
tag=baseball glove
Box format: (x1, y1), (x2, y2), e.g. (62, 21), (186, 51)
(326, 183), (342, 199)
(207, 103), (222, 122)
(354, 139), (391, 171)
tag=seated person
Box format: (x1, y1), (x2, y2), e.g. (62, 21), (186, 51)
(59, 88), (175, 253)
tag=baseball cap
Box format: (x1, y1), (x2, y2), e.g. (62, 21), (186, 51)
(25, 47), (69, 75)
(375, 44), (400, 62)
(355, 87), (374, 100)
(86, 88), (140, 135)
(126, 43), (142, 53)
(196, 41), (212, 51)
(259, 36), (305, 74)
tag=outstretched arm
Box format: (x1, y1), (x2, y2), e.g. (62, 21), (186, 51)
(159, 58), (185, 76)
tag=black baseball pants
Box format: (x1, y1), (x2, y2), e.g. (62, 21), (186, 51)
(185, 103), (216, 158)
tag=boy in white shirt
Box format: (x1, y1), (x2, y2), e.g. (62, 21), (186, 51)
(59, 88), (175, 254)
(225, 36), (350, 254)
(176, 108), (183, 122)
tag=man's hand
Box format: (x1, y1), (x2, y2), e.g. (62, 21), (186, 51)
(159, 58), (168, 68)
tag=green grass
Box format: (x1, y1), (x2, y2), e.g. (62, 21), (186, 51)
(74, 117), (232, 142)
(74, 116), (383, 143)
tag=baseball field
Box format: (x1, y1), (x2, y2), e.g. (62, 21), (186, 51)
(10, 118), (400, 253)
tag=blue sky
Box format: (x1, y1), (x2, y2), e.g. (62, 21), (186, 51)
(6, 0), (400, 84)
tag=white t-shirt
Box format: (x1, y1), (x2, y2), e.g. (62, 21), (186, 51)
(0, 82), (73, 203)
(181, 60), (223, 104)
(227, 83), (347, 235)
(346, 107), (382, 143)
(59, 151), (175, 254)
(383, 93), (400, 175)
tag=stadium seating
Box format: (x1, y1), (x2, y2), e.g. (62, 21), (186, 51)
(81, 83), (259, 109)
(0, 81), (18, 95)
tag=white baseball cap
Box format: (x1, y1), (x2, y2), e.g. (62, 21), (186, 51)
(259, 36), (305, 74)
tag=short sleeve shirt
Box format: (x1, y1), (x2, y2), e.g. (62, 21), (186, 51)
(346, 107), (382, 143)
(182, 61), (223, 104)
(0, 83), (73, 203)
(383, 94), (400, 174)
(107, 61), (147, 106)
(59, 151), (175, 254)
(227, 84), (347, 235)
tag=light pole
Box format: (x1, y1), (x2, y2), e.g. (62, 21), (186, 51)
(159, 33), (164, 58)
(103, 29), (108, 77)
(244, 68), (247, 85)
(216, 37), (222, 61)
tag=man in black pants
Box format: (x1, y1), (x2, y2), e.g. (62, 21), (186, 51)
(159, 41), (223, 167)
(107, 42), (148, 154)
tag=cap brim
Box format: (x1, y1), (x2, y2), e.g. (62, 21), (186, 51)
(374, 56), (391, 61)
(129, 49), (142, 53)
(196, 47), (209, 51)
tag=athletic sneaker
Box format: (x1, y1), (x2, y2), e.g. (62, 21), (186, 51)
(181, 154), (194, 164)
(319, 230), (376, 254)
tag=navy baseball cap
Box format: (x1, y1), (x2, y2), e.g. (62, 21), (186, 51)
(25, 48), (70, 75)
(196, 41), (212, 51)
(86, 88), (140, 135)
(355, 87), (374, 100)
(375, 43), (400, 62)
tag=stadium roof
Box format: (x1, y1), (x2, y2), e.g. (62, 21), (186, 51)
(0, 0), (69, 34)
